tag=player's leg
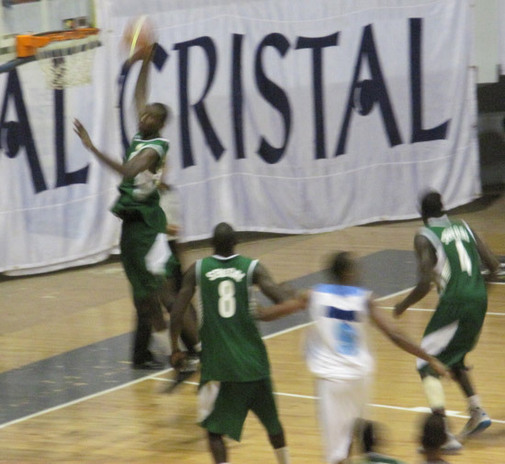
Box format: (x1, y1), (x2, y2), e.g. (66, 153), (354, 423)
(314, 377), (368, 464)
(121, 220), (169, 367)
(132, 294), (165, 368)
(199, 381), (249, 462)
(452, 365), (491, 439)
(416, 302), (466, 452)
(250, 378), (290, 464)
(448, 301), (490, 439)
(207, 432), (227, 464)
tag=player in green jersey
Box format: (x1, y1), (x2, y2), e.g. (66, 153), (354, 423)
(170, 222), (306, 464)
(74, 45), (198, 370)
(393, 191), (499, 453)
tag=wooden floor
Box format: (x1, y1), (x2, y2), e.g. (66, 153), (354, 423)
(1, 193), (505, 463)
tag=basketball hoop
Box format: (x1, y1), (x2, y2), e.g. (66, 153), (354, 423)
(16, 28), (100, 90)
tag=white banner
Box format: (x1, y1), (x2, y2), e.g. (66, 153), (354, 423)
(0, 0), (479, 274)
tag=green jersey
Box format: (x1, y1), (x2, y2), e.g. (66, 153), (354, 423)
(196, 254), (270, 383)
(419, 215), (486, 303)
(111, 133), (169, 233)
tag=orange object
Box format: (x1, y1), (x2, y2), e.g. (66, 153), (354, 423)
(16, 28), (99, 58)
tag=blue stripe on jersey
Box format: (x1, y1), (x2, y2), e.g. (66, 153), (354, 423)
(327, 306), (358, 322)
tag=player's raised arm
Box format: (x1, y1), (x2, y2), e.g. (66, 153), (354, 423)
(133, 44), (156, 121)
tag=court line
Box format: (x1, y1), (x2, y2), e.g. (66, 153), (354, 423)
(155, 378), (505, 425)
(2, 285), (503, 429)
(0, 370), (171, 430)
(378, 306), (505, 317)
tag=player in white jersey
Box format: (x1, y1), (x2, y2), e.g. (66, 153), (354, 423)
(277, 252), (448, 464)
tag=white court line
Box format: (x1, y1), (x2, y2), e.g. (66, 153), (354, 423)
(156, 378), (505, 425)
(0, 369), (172, 430)
(2, 285), (504, 430)
(378, 306), (505, 317)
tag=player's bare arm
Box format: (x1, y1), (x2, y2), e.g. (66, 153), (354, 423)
(472, 228), (500, 278)
(393, 234), (435, 318)
(253, 262), (296, 304)
(132, 44), (156, 119)
(169, 263), (197, 365)
(369, 299), (448, 377)
(254, 290), (310, 322)
(73, 118), (159, 178)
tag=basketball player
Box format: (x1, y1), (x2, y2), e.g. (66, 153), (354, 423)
(393, 190), (499, 451)
(263, 252), (447, 464)
(169, 222), (305, 464)
(74, 44), (198, 369)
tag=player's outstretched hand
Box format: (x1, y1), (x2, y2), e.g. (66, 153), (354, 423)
(73, 119), (94, 151)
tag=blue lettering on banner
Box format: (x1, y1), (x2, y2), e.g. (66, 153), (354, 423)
(0, 69), (90, 193)
(0, 17), (452, 195)
(116, 19), (450, 170)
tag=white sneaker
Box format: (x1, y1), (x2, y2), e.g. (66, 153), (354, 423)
(459, 407), (491, 439)
(418, 432), (462, 455)
(440, 433), (463, 454)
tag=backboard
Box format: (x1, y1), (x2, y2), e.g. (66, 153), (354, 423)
(0, 0), (96, 72)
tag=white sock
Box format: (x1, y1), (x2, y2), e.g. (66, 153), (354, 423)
(422, 376), (445, 410)
(150, 329), (171, 357)
(274, 447), (290, 464)
(468, 394), (481, 410)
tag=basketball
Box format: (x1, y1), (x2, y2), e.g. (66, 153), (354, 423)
(121, 15), (157, 58)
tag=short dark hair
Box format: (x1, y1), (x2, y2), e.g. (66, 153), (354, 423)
(421, 413), (447, 451)
(420, 190), (444, 218)
(212, 222), (236, 250)
(328, 251), (354, 281)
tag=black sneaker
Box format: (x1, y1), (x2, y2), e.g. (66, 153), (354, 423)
(132, 360), (165, 370)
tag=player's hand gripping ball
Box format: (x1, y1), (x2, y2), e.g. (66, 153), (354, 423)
(121, 15), (157, 59)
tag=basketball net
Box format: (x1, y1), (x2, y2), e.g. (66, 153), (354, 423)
(35, 34), (100, 90)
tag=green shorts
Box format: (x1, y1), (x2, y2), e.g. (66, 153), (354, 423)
(120, 218), (164, 300)
(199, 378), (283, 441)
(165, 253), (182, 282)
(418, 297), (487, 376)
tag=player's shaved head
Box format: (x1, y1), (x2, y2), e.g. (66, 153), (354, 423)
(420, 190), (444, 220)
(212, 222), (237, 256)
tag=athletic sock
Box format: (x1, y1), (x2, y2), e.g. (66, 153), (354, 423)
(151, 329), (171, 356)
(422, 376), (445, 410)
(468, 394), (481, 410)
(274, 447), (290, 464)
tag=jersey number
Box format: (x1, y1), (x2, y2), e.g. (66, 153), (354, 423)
(218, 280), (236, 318)
(336, 321), (358, 356)
(455, 239), (472, 276)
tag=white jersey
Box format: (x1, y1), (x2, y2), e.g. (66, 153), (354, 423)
(305, 283), (374, 381)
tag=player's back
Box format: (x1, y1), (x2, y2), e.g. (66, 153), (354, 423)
(305, 283), (374, 381)
(196, 254), (270, 383)
(420, 216), (486, 303)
